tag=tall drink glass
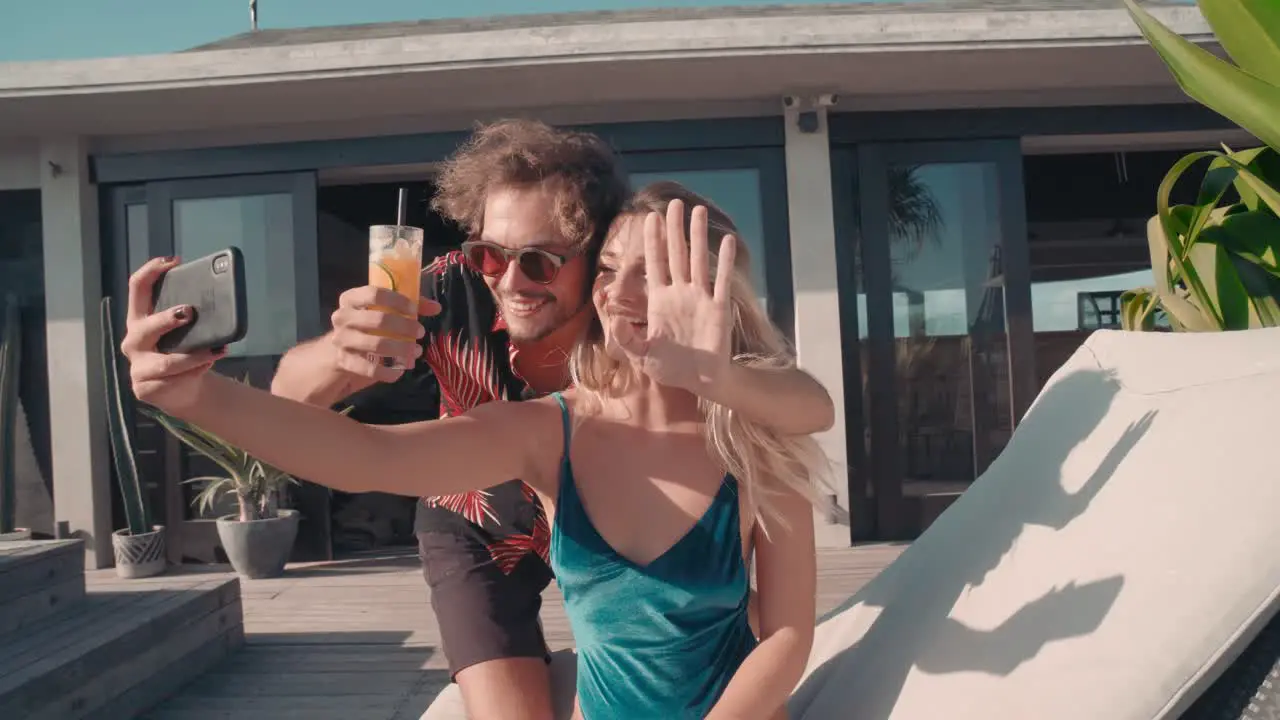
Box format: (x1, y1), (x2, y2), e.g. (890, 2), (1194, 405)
(368, 224), (424, 371)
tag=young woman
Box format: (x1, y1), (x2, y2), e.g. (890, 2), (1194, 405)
(121, 182), (831, 719)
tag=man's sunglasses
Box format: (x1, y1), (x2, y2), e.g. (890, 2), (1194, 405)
(460, 240), (574, 285)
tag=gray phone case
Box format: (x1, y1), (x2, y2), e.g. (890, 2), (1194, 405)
(152, 248), (248, 354)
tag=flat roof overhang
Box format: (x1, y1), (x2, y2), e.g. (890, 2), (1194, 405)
(0, 5), (1215, 138)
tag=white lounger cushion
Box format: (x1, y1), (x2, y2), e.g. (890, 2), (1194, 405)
(788, 327), (1280, 720)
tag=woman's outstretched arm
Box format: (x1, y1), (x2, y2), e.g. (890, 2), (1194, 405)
(180, 372), (552, 499)
(706, 486), (817, 720)
(121, 256), (556, 501)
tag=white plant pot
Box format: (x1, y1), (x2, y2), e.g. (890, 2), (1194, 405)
(111, 525), (167, 579)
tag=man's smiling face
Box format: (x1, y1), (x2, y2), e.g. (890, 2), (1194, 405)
(478, 184), (590, 343)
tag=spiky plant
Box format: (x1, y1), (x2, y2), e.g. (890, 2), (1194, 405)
(0, 294), (22, 535)
(101, 296), (152, 535)
(141, 376), (301, 522)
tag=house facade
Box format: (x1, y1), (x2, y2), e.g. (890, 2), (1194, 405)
(0, 1), (1243, 568)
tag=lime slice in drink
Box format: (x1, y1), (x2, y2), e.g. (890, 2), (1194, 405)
(370, 261), (397, 292)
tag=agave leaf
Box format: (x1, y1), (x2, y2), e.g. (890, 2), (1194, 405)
(101, 297), (150, 534)
(141, 408), (216, 457)
(181, 475), (229, 486)
(142, 407), (245, 482)
(1124, 0), (1280, 152)
(144, 381), (298, 517)
(167, 413), (241, 462)
(185, 476), (234, 517)
(140, 406), (244, 468)
(1197, 0), (1280, 86)
(0, 295), (20, 534)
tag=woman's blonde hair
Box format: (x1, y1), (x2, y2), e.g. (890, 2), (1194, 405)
(568, 180), (832, 534)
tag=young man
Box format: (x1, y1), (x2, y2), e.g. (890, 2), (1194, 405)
(271, 119), (630, 720)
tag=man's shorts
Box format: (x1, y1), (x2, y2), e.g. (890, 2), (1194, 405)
(418, 530), (555, 678)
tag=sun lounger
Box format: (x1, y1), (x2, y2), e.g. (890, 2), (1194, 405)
(790, 327), (1280, 720)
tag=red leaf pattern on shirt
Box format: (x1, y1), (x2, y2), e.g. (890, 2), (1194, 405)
(423, 490), (499, 527)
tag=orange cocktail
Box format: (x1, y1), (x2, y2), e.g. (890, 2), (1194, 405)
(368, 224), (424, 370)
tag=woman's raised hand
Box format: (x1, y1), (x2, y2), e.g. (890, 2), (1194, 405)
(610, 199), (737, 392)
(120, 257), (225, 413)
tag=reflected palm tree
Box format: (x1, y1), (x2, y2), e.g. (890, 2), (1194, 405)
(885, 166), (943, 339)
(887, 165), (943, 263)
(849, 165), (943, 285)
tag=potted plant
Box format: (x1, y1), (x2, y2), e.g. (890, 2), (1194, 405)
(142, 382), (301, 580)
(101, 296), (167, 577)
(0, 294), (31, 542)
(1120, 0), (1280, 331)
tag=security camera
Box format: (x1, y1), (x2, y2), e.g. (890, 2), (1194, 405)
(782, 95), (801, 110)
(816, 93), (839, 107)
(797, 110), (820, 134)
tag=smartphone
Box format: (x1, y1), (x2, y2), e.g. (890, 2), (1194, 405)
(152, 248), (248, 354)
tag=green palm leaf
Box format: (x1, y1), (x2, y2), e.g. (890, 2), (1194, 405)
(1124, 0), (1280, 152)
(1198, 0), (1280, 86)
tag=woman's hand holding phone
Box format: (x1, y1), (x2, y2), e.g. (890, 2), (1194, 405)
(121, 257), (227, 415)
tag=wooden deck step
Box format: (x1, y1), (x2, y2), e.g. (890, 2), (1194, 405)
(0, 539), (87, 636)
(0, 568), (245, 720)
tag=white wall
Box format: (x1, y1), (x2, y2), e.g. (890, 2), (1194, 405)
(0, 140), (40, 190)
(783, 100), (851, 549)
(40, 137), (113, 569)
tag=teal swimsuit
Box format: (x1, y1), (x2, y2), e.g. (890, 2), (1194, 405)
(547, 392), (757, 719)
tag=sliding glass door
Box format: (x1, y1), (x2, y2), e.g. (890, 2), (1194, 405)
(105, 172), (327, 561)
(836, 139), (1034, 540)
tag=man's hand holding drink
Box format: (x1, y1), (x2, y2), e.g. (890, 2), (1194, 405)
(326, 190), (439, 385)
(326, 284), (437, 384)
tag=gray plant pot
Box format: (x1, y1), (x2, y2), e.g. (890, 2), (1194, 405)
(112, 525), (168, 579)
(216, 508), (300, 579)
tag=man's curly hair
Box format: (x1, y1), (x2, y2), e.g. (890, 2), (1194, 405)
(431, 119), (630, 255)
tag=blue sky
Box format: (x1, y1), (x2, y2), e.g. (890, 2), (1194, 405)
(1, 0), (898, 63)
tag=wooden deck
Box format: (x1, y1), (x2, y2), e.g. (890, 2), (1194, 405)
(138, 543), (908, 720)
(4, 541), (242, 720)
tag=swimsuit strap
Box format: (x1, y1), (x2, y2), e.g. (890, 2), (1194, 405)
(550, 391), (571, 464)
